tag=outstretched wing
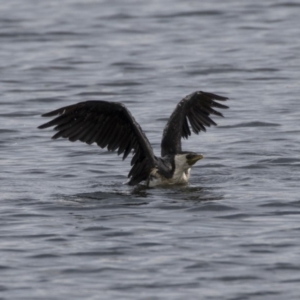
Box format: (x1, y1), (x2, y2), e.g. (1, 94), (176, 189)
(38, 101), (156, 184)
(161, 91), (228, 156)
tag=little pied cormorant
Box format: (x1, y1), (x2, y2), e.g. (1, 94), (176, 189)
(38, 91), (228, 187)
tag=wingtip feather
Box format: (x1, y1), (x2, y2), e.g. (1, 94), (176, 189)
(38, 123), (51, 129)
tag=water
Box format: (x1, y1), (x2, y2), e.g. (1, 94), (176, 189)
(1, 0), (300, 299)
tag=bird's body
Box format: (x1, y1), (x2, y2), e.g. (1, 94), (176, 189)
(147, 154), (192, 187)
(38, 91), (228, 187)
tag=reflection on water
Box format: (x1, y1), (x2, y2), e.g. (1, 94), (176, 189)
(57, 184), (224, 207)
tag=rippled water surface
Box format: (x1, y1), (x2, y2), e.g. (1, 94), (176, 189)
(1, 0), (300, 299)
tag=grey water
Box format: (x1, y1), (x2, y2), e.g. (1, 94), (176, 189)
(1, 0), (300, 299)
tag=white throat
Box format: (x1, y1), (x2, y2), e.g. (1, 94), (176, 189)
(173, 154), (191, 182)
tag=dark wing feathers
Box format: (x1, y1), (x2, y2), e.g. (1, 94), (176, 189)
(38, 101), (156, 185)
(161, 91), (228, 156)
(39, 90), (228, 184)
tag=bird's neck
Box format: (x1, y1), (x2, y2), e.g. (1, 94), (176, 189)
(172, 166), (191, 183)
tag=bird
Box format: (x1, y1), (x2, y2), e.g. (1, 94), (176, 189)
(38, 90), (228, 187)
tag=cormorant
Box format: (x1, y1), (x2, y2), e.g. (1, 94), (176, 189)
(38, 91), (228, 187)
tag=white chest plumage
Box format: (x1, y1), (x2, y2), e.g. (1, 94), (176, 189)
(147, 155), (192, 187)
(147, 168), (191, 187)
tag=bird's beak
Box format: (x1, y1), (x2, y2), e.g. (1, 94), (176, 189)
(187, 154), (204, 166)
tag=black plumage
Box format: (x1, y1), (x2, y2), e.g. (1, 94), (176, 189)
(161, 91), (228, 157)
(38, 91), (228, 186)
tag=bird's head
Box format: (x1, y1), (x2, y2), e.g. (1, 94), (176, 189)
(174, 152), (204, 171)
